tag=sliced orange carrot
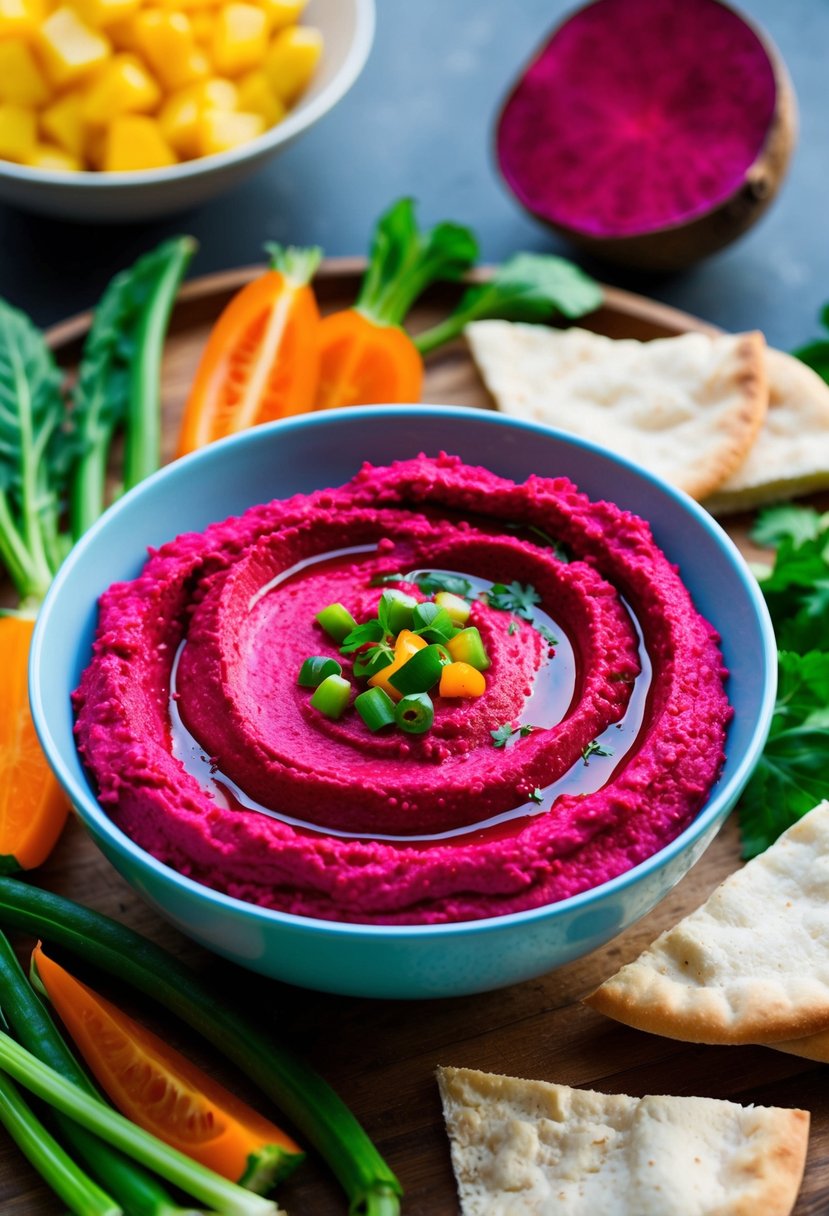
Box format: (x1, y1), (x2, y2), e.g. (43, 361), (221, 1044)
(177, 244), (321, 456)
(32, 944), (304, 1193)
(0, 616), (68, 874)
(314, 309), (423, 410)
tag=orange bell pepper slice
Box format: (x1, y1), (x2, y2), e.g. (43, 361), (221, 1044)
(315, 309), (423, 410)
(177, 244), (322, 456)
(0, 616), (68, 874)
(31, 944), (304, 1192)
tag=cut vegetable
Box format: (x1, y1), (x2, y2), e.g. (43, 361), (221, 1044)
(297, 655), (342, 687)
(496, 0), (796, 270)
(315, 602), (358, 644)
(32, 945), (303, 1194)
(310, 673), (351, 719)
(388, 644), (445, 696)
(177, 244), (321, 455)
(439, 661), (486, 699)
(394, 692), (434, 735)
(446, 626), (490, 671)
(354, 686), (396, 732)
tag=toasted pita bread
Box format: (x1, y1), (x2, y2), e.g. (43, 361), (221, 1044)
(773, 1029), (829, 1063)
(704, 348), (829, 514)
(465, 322), (767, 501)
(436, 1065), (808, 1216)
(585, 801), (829, 1044)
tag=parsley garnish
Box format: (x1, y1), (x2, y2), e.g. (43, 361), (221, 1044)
(537, 624), (558, 646)
(491, 722), (536, 748)
(508, 621), (519, 636)
(528, 787), (544, 804)
(369, 572), (405, 587)
(339, 619), (386, 653)
(485, 580), (542, 621)
(582, 740), (613, 763)
(413, 571), (473, 599)
(793, 303), (829, 384)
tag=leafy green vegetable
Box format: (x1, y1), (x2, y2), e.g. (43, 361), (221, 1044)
(485, 580), (542, 621)
(507, 621), (519, 636)
(491, 722), (536, 748)
(70, 237), (195, 540)
(738, 504), (829, 856)
(339, 619), (386, 653)
(355, 198), (478, 329)
(793, 303), (829, 383)
(528, 788), (544, 804)
(412, 571), (473, 599)
(537, 624), (559, 647)
(414, 253), (603, 355)
(0, 298), (71, 608)
(582, 740), (613, 763)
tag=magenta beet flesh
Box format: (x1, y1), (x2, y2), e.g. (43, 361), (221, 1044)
(497, 0), (787, 258)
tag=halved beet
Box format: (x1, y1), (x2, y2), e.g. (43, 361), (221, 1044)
(496, 0), (796, 270)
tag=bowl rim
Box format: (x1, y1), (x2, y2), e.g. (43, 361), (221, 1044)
(30, 404), (777, 939)
(0, 0), (375, 189)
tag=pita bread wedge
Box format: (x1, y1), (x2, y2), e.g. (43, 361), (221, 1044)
(465, 322), (767, 501)
(704, 348), (829, 514)
(436, 1065), (808, 1216)
(585, 801), (829, 1044)
(773, 1028), (829, 1063)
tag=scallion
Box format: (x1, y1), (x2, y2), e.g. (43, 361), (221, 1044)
(394, 693), (434, 735)
(388, 645), (445, 696)
(378, 589), (417, 635)
(297, 656), (342, 688)
(315, 603), (358, 644)
(354, 687), (396, 732)
(310, 674), (352, 719)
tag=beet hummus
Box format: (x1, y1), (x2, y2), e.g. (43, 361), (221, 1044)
(73, 455), (731, 925)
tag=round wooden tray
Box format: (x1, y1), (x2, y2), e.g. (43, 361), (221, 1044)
(2, 268), (821, 1215)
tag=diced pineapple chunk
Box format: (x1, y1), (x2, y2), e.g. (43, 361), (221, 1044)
(0, 102), (37, 162)
(69, 0), (139, 29)
(133, 10), (207, 91)
(210, 3), (267, 77)
(106, 11), (139, 49)
(263, 0), (306, 33)
(236, 68), (284, 127)
(158, 91), (199, 157)
(0, 40), (50, 107)
(83, 53), (160, 125)
(189, 8), (213, 43)
(197, 106), (262, 156)
(103, 114), (177, 170)
(180, 75), (237, 110)
(40, 88), (85, 155)
(38, 6), (110, 87)
(0, 0), (42, 39)
(26, 140), (81, 169)
(264, 25), (321, 105)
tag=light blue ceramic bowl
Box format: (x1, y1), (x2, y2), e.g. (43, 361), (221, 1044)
(30, 407), (776, 1000)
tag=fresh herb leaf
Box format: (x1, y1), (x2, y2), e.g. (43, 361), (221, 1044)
(508, 621), (519, 636)
(537, 624), (559, 646)
(369, 572), (405, 587)
(752, 505), (827, 549)
(264, 242), (322, 286)
(582, 740), (613, 763)
(414, 253), (603, 355)
(518, 724), (536, 738)
(413, 571), (473, 599)
(490, 723), (516, 748)
(339, 620), (386, 653)
(528, 788), (544, 805)
(794, 340), (829, 383)
(485, 580), (542, 621)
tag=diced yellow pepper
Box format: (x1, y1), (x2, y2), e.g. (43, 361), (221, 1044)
(102, 114), (177, 170)
(264, 25), (321, 105)
(196, 105), (262, 155)
(83, 53), (160, 125)
(368, 630), (428, 703)
(189, 8), (213, 43)
(0, 102), (36, 162)
(263, 0), (306, 33)
(38, 7), (110, 88)
(40, 88), (85, 155)
(0, 40), (50, 107)
(25, 140), (81, 170)
(69, 0), (140, 28)
(0, 0), (42, 39)
(133, 10), (207, 91)
(438, 661), (486, 699)
(236, 68), (284, 127)
(210, 3), (267, 77)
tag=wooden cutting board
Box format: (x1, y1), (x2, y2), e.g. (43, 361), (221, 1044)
(1, 265), (824, 1215)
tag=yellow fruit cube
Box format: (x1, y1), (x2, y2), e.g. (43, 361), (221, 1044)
(0, 0), (42, 38)
(236, 68), (284, 127)
(157, 90), (198, 156)
(180, 75), (237, 110)
(40, 88), (85, 155)
(69, 0), (140, 28)
(0, 40), (50, 107)
(103, 114), (177, 170)
(189, 8), (213, 43)
(197, 106), (262, 156)
(83, 54), (160, 126)
(264, 25), (321, 105)
(25, 140), (81, 170)
(0, 103), (36, 162)
(134, 10), (207, 91)
(263, 0), (306, 32)
(38, 7), (110, 88)
(211, 3), (267, 77)
(106, 11), (139, 49)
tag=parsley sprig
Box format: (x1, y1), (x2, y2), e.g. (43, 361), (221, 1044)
(491, 722), (536, 748)
(485, 580), (542, 621)
(581, 740), (613, 763)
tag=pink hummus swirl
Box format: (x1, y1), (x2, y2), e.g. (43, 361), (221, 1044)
(73, 454), (731, 925)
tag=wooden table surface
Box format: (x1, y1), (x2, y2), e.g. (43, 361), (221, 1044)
(1, 267), (825, 1214)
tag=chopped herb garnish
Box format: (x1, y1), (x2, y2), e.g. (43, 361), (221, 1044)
(485, 580), (542, 621)
(582, 740), (614, 763)
(537, 624), (559, 647)
(491, 722), (537, 748)
(528, 788), (544, 805)
(413, 571), (474, 599)
(369, 572), (405, 587)
(518, 724), (536, 738)
(339, 619), (387, 653)
(508, 621), (519, 636)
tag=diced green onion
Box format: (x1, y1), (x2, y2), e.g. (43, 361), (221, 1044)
(434, 591), (471, 626)
(379, 589), (417, 634)
(395, 693), (434, 735)
(316, 603), (358, 643)
(447, 626), (491, 671)
(310, 674), (352, 719)
(389, 645), (445, 696)
(297, 656), (343, 688)
(411, 602), (456, 643)
(354, 687), (396, 732)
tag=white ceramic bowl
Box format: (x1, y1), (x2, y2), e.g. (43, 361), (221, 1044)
(0, 0), (374, 221)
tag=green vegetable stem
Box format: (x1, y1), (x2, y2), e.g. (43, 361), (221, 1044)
(413, 252), (603, 355)
(0, 878), (403, 1216)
